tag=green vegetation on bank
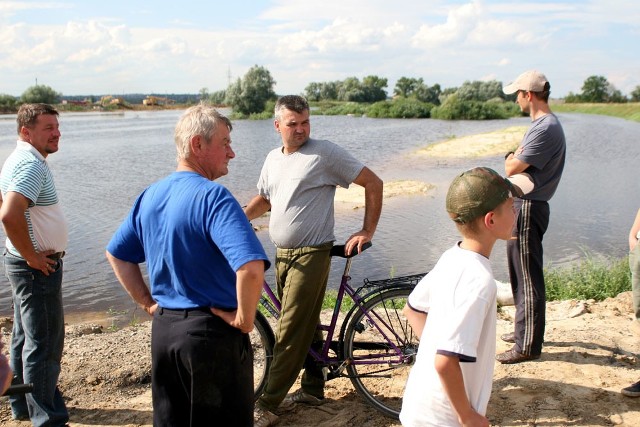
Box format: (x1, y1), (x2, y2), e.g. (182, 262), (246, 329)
(319, 254), (631, 314)
(552, 102), (640, 122)
(545, 255), (631, 301)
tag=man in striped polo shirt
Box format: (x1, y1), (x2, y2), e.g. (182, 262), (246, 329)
(0, 103), (69, 426)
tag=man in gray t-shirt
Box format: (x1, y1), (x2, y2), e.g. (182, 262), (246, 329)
(497, 70), (566, 365)
(245, 95), (383, 426)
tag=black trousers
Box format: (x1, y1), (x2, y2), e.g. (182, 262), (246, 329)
(507, 199), (550, 356)
(151, 307), (253, 427)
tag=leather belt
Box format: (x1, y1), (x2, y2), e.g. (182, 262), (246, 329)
(47, 252), (65, 260)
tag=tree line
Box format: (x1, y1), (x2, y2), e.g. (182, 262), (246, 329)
(2, 66), (639, 120)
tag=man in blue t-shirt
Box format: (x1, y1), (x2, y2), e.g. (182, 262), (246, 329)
(106, 104), (270, 427)
(498, 70), (566, 364)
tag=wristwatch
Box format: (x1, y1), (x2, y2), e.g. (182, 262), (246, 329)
(504, 151), (514, 160)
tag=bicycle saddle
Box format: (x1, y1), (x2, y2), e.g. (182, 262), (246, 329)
(330, 241), (372, 258)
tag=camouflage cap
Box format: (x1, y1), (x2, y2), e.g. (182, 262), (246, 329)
(446, 167), (514, 224)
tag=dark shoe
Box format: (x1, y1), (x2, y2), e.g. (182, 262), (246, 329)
(621, 380), (640, 397)
(500, 332), (515, 343)
(496, 347), (540, 364)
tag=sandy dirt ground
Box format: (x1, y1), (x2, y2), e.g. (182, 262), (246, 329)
(2, 127), (639, 426)
(1, 293), (639, 427)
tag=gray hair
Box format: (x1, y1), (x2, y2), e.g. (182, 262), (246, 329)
(17, 103), (59, 135)
(174, 103), (232, 162)
(274, 95), (309, 122)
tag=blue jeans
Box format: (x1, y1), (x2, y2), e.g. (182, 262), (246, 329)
(4, 252), (68, 427)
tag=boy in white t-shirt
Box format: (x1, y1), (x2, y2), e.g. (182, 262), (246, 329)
(400, 167), (516, 427)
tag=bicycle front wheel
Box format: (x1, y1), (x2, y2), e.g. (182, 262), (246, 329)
(341, 288), (418, 419)
(251, 311), (275, 400)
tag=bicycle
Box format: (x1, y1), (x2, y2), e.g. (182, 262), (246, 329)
(249, 242), (427, 419)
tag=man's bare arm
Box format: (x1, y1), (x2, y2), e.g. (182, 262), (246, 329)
(212, 259), (264, 333)
(0, 191), (56, 274)
(244, 195), (271, 221)
(505, 152), (530, 176)
(345, 167), (383, 255)
(106, 251), (157, 316)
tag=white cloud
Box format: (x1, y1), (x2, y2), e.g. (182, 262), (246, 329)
(412, 1), (483, 48)
(0, 0), (638, 97)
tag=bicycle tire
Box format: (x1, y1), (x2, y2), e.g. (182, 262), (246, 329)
(251, 311), (275, 400)
(341, 287), (418, 419)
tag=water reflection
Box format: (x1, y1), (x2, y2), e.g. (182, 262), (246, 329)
(0, 110), (638, 320)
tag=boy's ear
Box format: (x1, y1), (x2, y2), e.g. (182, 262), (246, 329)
(484, 211), (495, 229)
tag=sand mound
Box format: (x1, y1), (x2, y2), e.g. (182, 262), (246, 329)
(417, 126), (527, 158)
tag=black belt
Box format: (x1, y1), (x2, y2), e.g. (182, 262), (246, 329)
(47, 251), (65, 260)
(158, 307), (213, 317)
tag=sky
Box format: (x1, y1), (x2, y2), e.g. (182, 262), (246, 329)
(1, 0), (639, 98)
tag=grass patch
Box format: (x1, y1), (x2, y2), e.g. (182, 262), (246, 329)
(545, 254), (631, 301)
(322, 289), (355, 312)
(552, 102), (640, 122)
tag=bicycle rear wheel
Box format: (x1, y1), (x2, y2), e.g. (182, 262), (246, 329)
(251, 311), (275, 400)
(341, 288), (418, 419)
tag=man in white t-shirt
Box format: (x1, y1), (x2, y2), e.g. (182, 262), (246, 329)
(401, 167), (516, 426)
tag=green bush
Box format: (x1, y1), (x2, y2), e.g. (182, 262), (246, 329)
(366, 99), (434, 118)
(320, 102), (368, 116)
(0, 94), (19, 113)
(431, 95), (521, 120)
(545, 255), (631, 301)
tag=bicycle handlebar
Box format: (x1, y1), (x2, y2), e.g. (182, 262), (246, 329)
(330, 241), (372, 258)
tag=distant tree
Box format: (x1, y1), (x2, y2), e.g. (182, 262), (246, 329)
(320, 81), (339, 101)
(209, 90), (226, 105)
(414, 82), (441, 105)
(304, 82), (323, 102)
(361, 75), (388, 102)
(631, 86), (640, 102)
(199, 87), (210, 101)
(0, 94), (19, 113)
(607, 87), (627, 103)
(338, 77), (366, 102)
(21, 85), (61, 104)
(225, 65), (276, 115)
(564, 91), (583, 103)
(438, 87), (458, 104)
(456, 80), (504, 102)
(580, 76), (609, 103)
(579, 75), (628, 103)
(393, 77), (422, 98)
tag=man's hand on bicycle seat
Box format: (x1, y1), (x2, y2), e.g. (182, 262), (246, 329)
(345, 231), (373, 256)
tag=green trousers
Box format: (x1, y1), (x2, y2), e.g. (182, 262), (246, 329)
(257, 242), (332, 412)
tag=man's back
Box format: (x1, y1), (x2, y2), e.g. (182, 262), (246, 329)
(518, 113), (566, 201)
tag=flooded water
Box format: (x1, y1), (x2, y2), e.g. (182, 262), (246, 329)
(0, 110), (638, 324)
